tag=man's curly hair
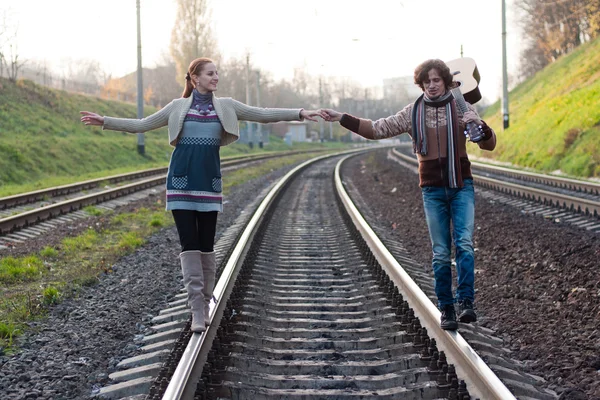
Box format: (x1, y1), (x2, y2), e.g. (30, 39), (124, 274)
(414, 59), (454, 91)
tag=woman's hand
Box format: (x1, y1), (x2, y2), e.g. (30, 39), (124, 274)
(80, 111), (104, 126)
(319, 108), (343, 122)
(462, 110), (482, 126)
(300, 109), (324, 122)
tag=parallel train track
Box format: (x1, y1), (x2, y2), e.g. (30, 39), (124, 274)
(0, 150), (326, 247)
(390, 145), (600, 232)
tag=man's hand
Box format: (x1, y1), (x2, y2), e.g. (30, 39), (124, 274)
(462, 110), (482, 126)
(319, 108), (343, 122)
(300, 109), (325, 122)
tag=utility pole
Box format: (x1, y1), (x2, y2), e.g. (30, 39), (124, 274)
(136, 0), (145, 155)
(43, 60), (47, 86)
(364, 88), (369, 120)
(319, 76), (324, 142)
(245, 54), (253, 148)
(502, 0), (510, 129)
(255, 71), (263, 148)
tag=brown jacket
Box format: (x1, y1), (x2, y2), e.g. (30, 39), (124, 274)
(341, 101), (496, 187)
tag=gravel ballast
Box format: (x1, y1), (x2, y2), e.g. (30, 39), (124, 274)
(341, 149), (599, 400)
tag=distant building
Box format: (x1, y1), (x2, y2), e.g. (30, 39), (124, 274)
(284, 121), (310, 144)
(270, 121), (311, 144)
(238, 122), (270, 146)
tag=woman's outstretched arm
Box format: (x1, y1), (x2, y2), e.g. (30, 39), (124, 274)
(80, 101), (174, 133)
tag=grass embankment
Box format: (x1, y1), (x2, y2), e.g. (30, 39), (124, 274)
(477, 36), (600, 178)
(0, 77), (345, 197)
(0, 152), (326, 353)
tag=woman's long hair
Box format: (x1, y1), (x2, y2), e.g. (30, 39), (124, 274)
(182, 57), (214, 98)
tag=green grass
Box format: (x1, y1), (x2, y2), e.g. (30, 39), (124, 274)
(61, 229), (99, 253)
(0, 77), (348, 197)
(42, 287), (61, 306)
(0, 321), (20, 347)
(0, 256), (45, 284)
(117, 231), (145, 251)
(477, 36), (600, 178)
(39, 246), (58, 258)
(84, 206), (104, 216)
(148, 215), (165, 227)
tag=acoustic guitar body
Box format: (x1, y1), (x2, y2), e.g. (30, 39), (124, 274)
(445, 57), (482, 104)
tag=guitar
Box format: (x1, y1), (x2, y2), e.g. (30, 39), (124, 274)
(445, 57), (484, 142)
(445, 57), (481, 104)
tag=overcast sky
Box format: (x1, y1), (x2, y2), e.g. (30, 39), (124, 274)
(3, 0), (522, 103)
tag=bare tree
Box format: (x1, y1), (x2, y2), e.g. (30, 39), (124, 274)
(6, 42), (25, 82)
(145, 61), (181, 107)
(329, 77), (364, 116)
(215, 56), (249, 101)
(584, 0), (600, 39)
(169, 0), (220, 80)
(0, 8), (22, 80)
(212, 57), (319, 109)
(265, 77), (318, 109)
(291, 67), (310, 98)
(516, 0), (600, 78)
(56, 58), (103, 85)
(518, 37), (550, 80)
(0, 10), (5, 78)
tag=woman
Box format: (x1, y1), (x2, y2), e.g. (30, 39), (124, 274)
(81, 57), (322, 333)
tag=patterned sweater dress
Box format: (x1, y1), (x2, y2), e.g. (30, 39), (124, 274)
(166, 90), (223, 212)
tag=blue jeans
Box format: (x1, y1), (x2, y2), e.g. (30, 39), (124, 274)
(421, 179), (475, 307)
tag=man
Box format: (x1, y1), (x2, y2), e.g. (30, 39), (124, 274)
(320, 59), (496, 330)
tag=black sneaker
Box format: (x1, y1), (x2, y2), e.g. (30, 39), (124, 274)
(440, 304), (458, 330)
(458, 299), (477, 323)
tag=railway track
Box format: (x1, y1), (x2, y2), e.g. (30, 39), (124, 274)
(91, 149), (558, 400)
(390, 145), (600, 233)
(0, 150), (327, 247)
(2, 147), (569, 398)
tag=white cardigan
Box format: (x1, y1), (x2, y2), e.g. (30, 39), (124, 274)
(103, 94), (303, 147)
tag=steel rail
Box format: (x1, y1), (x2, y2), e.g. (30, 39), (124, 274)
(334, 153), (517, 400)
(476, 175), (600, 216)
(0, 167), (167, 210)
(472, 158), (600, 195)
(161, 148), (368, 400)
(0, 175), (165, 234)
(0, 150), (322, 210)
(0, 150), (330, 235)
(390, 148), (600, 217)
(392, 145), (600, 195)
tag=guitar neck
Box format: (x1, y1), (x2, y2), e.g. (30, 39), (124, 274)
(450, 88), (470, 114)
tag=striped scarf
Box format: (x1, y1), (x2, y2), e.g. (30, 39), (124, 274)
(411, 91), (463, 188)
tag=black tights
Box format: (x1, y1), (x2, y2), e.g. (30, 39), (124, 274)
(172, 210), (218, 252)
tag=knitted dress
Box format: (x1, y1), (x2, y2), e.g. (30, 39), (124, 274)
(166, 90), (223, 212)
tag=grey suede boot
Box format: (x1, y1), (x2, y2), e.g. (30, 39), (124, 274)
(200, 251), (217, 326)
(179, 251), (206, 333)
